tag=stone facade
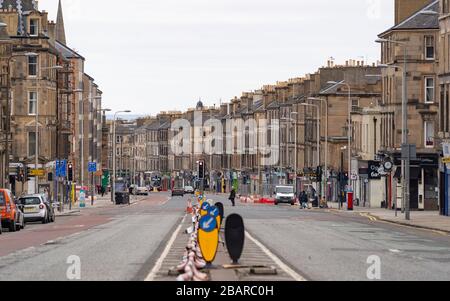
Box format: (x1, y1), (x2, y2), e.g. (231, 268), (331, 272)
(0, 1), (104, 197)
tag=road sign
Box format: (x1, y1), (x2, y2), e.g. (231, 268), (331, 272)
(208, 206), (219, 218)
(56, 160), (67, 178)
(200, 202), (210, 216)
(215, 202), (224, 228)
(225, 214), (245, 264)
(30, 169), (45, 177)
(88, 162), (97, 173)
(198, 215), (219, 264)
(443, 143), (450, 158)
(200, 215), (217, 232)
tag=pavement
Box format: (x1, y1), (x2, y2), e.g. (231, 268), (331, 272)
(326, 202), (450, 234)
(55, 193), (151, 216)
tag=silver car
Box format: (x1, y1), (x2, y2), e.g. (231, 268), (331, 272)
(19, 195), (55, 224)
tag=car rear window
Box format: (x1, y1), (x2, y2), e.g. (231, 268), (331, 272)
(20, 198), (41, 205)
(0, 193), (5, 206)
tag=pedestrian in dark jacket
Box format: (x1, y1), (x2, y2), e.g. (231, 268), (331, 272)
(229, 189), (236, 207)
(300, 191), (308, 209)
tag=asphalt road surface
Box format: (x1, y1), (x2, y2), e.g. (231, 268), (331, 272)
(1, 192), (449, 281)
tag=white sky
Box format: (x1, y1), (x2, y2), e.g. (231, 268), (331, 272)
(38, 0), (394, 115)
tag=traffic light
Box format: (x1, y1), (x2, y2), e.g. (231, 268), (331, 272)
(16, 166), (22, 182)
(198, 160), (205, 179)
(24, 166), (30, 182)
(68, 162), (74, 182)
(316, 166), (323, 182)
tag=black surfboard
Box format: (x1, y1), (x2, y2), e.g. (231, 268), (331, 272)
(215, 202), (224, 225)
(225, 214), (245, 264)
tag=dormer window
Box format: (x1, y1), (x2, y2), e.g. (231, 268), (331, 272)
(29, 19), (39, 36)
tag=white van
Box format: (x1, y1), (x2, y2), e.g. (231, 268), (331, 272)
(275, 186), (296, 206)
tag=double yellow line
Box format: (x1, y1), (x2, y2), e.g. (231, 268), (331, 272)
(360, 212), (378, 222)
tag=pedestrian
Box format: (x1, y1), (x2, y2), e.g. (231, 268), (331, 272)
(101, 186), (106, 197)
(300, 191), (308, 209)
(229, 189), (236, 207)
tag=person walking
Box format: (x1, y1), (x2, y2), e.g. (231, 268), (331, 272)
(101, 186), (106, 197)
(229, 189), (236, 207)
(300, 191), (308, 209)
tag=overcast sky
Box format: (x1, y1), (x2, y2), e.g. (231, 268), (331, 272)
(38, 0), (394, 116)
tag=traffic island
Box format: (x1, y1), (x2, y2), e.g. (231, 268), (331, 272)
(153, 214), (297, 281)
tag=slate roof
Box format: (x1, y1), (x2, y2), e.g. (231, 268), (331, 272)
(55, 41), (85, 60)
(379, 0), (438, 36)
(267, 100), (280, 109)
(159, 121), (171, 130)
(1, 0), (38, 35)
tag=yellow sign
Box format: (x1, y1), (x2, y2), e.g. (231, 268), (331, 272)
(216, 216), (221, 229)
(198, 215), (219, 264)
(30, 169), (45, 177)
(443, 157), (450, 164)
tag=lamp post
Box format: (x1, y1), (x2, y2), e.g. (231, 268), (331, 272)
(112, 110), (131, 203)
(376, 37), (410, 220)
(309, 97), (328, 203)
(282, 112), (298, 189)
(301, 103), (320, 202)
(327, 80), (353, 198)
(32, 64), (64, 194)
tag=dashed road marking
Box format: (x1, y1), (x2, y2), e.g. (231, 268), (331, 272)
(245, 231), (307, 281)
(145, 215), (187, 281)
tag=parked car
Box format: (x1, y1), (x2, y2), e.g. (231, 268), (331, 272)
(184, 186), (195, 194)
(39, 194), (56, 223)
(19, 194), (54, 224)
(274, 186), (296, 206)
(136, 187), (149, 195)
(172, 187), (185, 197)
(0, 189), (25, 232)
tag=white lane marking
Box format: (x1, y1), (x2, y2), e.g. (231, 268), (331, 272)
(145, 215), (187, 281)
(160, 197), (171, 206)
(389, 249), (402, 254)
(245, 231), (307, 281)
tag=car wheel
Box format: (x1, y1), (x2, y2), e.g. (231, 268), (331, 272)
(9, 220), (16, 232)
(21, 221), (26, 230)
(42, 214), (48, 224)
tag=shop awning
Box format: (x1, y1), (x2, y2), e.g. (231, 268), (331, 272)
(393, 166), (421, 179)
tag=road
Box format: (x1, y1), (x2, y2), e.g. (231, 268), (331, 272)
(1, 192), (449, 281)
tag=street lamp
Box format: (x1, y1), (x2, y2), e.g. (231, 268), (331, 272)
(309, 97), (328, 203)
(327, 80), (353, 199)
(300, 102), (320, 176)
(376, 37), (410, 220)
(72, 89), (103, 187)
(31, 64), (64, 194)
(282, 111), (298, 189)
(112, 110), (132, 203)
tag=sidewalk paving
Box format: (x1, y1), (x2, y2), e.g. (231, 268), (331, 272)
(55, 193), (145, 216)
(327, 202), (450, 234)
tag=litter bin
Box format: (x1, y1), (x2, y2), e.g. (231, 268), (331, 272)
(115, 192), (130, 205)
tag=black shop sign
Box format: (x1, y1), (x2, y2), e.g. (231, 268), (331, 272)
(368, 161), (382, 180)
